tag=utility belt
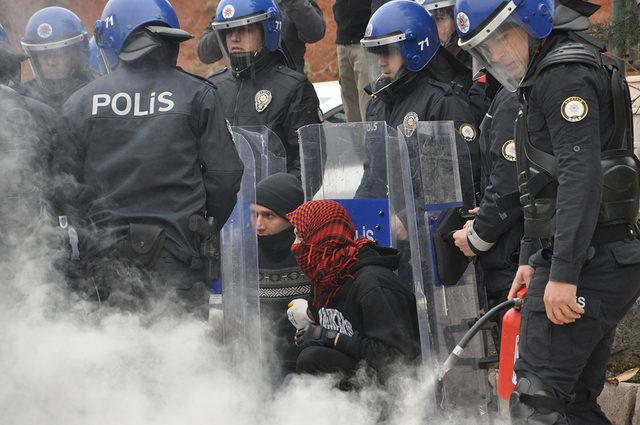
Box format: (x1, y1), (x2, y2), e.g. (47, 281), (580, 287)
(537, 221), (640, 250)
(111, 217), (217, 274)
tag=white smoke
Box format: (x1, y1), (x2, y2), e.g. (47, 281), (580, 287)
(0, 88), (505, 425)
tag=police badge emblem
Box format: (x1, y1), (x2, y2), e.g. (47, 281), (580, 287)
(561, 96), (588, 122)
(37, 23), (53, 39)
(222, 4), (235, 19)
(501, 139), (517, 162)
(255, 90), (272, 113)
(456, 12), (470, 34)
(403, 112), (419, 137)
(459, 123), (477, 142)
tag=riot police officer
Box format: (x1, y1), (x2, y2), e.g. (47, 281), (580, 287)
(452, 87), (522, 315)
(208, 0), (321, 179)
(63, 0), (244, 315)
(198, 0), (325, 73)
(358, 0), (480, 206)
(19, 7), (93, 112)
(456, 0), (640, 423)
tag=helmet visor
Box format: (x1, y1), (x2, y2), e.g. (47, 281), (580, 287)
(213, 22), (264, 73)
(459, 22), (531, 92)
(362, 36), (407, 95)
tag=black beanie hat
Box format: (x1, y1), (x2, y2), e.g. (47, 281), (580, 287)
(255, 173), (305, 219)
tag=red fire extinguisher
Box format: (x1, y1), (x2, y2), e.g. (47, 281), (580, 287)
(497, 288), (527, 400)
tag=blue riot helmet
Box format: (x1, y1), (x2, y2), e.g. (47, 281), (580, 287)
(210, 0), (283, 74)
(21, 7), (91, 94)
(0, 23), (28, 86)
(88, 36), (118, 77)
(421, 1), (458, 47)
(93, 0), (192, 67)
(361, 0), (439, 95)
(455, 0), (554, 92)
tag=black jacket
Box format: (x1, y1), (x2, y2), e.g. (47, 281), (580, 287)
(198, 0), (325, 73)
(208, 53), (321, 178)
(469, 88), (523, 273)
(18, 75), (92, 113)
(63, 61), (243, 262)
(0, 85), (69, 238)
(312, 245), (420, 372)
(518, 31), (618, 283)
(334, 0), (371, 44)
(359, 67), (480, 206)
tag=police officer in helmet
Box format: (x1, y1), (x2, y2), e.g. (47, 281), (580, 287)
(208, 0), (321, 179)
(19, 7), (93, 112)
(63, 0), (244, 315)
(456, 0), (640, 423)
(357, 0), (479, 206)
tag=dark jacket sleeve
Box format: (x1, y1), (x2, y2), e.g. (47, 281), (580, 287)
(280, 0), (326, 44)
(196, 86), (244, 226)
(197, 27), (223, 65)
(283, 78), (321, 178)
(469, 90), (521, 253)
(335, 286), (419, 371)
(536, 65), (604, 284)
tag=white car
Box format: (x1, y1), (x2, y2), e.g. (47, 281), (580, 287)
(312, 80), (346, 123)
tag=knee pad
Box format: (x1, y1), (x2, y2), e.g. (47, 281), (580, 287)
(510, 372), (569, 425)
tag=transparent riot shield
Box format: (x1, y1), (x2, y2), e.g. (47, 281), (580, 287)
(298, 122), (399, 246)
(217, 130), (260, 363)
(400, 121), (492, 422)
(232, 126), (286, 182)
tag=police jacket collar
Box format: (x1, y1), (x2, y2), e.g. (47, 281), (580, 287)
(233, 51), (286, 79)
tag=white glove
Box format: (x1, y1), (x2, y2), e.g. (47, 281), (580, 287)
(287, 298), (314, 330)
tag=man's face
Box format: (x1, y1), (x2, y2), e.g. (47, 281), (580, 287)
(225, 24), (263, 54)
(250, 204), (291, 236)
(484, 26), (530, 78)
(377, 48), (404, 79)
(36, 50), (72, 80)
(434, 11), (455, 45)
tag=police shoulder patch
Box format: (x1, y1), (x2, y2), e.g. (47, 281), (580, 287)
(255, 89), (272, 113)
(561, 96), (588, 122)
(403, 112), (419, 137)
(459, 123), (477, 142)
(501, 139), (517, 162)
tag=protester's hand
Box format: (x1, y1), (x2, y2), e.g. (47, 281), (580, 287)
(294, 324), (339, 350)
(453, 224), (475, 257)
(508, 265), (534, 300)
(468, 207), (479, 215)
(543, 281), (584, 325)
(287, 298), (315, 330)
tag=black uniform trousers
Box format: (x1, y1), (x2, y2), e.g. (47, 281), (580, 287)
(515, 238), (640, 424)
(81, 249), (208, 318)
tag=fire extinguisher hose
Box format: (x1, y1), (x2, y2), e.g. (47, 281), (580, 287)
(437, 296), (526, 381)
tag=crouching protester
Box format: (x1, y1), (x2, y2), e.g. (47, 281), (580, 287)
(285, 200), (420, 382)
(253, 173), (311, 377)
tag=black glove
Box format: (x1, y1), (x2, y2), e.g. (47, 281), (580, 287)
(295, 325), (339, 350)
